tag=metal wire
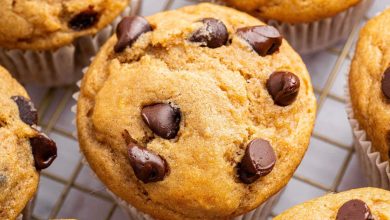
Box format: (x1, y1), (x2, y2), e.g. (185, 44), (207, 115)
(28, 0), (371, 219)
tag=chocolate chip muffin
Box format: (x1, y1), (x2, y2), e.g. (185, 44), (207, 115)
(349, 8), (390, 162)
(220, 0), (362, 23)
(76, 3), (316, 219)
(274, 188), (390, 220)
(0, 0), (129, 50)
(207, 0), (372, 54)
(0, 66), (57, 219)
(0, 0), (132, 86)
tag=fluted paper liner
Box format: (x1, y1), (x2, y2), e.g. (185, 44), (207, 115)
(345, 88), (390, 189)
(15, 198), (33, 220)
(71, 68), (283, 220)
(0, 6), (132, 87)
(110, 188), (283, 220)
(197, 0), (372, 54)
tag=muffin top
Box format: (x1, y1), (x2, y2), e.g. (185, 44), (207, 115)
(0, 66), (57, 219)
(275, 188), (390, 219)
(0, 0), (129, 50)
(77, 3), (316, 220)
(221, 0), (361, 23)
(349, 8), (390, 162)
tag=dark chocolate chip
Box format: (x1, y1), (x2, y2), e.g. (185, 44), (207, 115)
(386, 131), (390, 159)
(238, 139), (276, 184)
(30, 133), (57, 170)
(69, 9), (99, 31)
(0, 174), (6, 187)
(381, 67), (390, 99)
(236, 25), (282, 56)
(123, 130), (168, 183)
(141, 103), (181, 139)
(0, 120), (5, 127)
(189, 18), (229, 49)
(336, 199), (374, 220)
(266, 71), (300, 106)
(114, 16), (152, 53)
(11, 96), (38, 126)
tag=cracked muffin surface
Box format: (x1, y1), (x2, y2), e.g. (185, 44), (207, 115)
(0, 0), (129, 50)
(220, 0), (361, 23)
(275, 188), (390, 219)
(0, 66), (38, 220)
(77, 3), (316, 220)
(349, 8), (390, 162)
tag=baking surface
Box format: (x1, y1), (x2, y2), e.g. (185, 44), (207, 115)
(23, 0), (389, 219)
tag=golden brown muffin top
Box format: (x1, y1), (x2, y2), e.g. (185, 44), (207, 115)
(0, 66), (37, 220)
(77, 3), (316, 220)
(0, 66), (39, 220)
(0, 0), (130, 50)
(0, 66), (57, 219)
(222, 0), (361, 23)
(275, 188), (390, 219)
(349, 8), (390, 162)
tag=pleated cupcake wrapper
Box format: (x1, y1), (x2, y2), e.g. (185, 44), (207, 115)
(20, 199), (33, 220)
(71, 67), (282, 220)
(111, 187), (283, 220)
(16, 198), (33, 220)
(197, 0), (372, 54)
(0, 6), (132, 87)
(345, 87), (390, 189)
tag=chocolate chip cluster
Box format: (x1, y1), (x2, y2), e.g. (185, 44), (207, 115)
(12, 96), (57, 170)
(113, 16), (302, 184)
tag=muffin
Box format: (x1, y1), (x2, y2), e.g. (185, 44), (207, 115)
(76, 3), (316, 220)
(347, 8), (390, 189)
(0, 0), (132, 86)
(275, 188), (390, 219)
(205, 0), (372, 53)
(0, 66), (57, 219)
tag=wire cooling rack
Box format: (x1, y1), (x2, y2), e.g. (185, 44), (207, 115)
(23, 0), (388, 219)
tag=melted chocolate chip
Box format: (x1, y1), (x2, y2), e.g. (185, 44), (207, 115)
(114, 16), (152, 53)
(238, 139), (276, 184)
(30, 133), (57, 170)
(336, 199), (374, 220)
(141, 103), (181, 139)
(69, 9), (99, 31)
(236, 25), (282, 56)
(11, 96), (38, 126)
(123, 131), (168, 183)
(189, 18), (229, 48)
(381, 67), (390, 99)
(266, 71), (300, 106)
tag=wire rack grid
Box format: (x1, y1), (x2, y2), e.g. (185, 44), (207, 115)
(22, 0), (387, 219)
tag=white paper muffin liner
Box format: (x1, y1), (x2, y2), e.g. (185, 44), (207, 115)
(15, 198), (33, 220)
(0, 6), (132, 87)
(345, 88), (390, 189)
(111, 188), (283, 220)
(197, 0), (372, 54)
(20, 199), (33, 220)
(71, 67), (283, 220)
